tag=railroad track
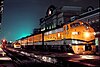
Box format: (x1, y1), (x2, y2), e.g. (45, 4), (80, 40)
(3, 47), (100, 67)
(3, 48), (59, 67)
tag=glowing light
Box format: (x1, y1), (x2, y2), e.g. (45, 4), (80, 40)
(72, 32), (79, 35)
(72, 40), (79, 44)
(42, 56), (47, 62)
(2, 52), (6, 56)
(0, 48), (2, 51)
(41, 56), (57, 63)
(58, 33), (60, 37)
(93, 32), (96, 35)
(20, 51), (30, 56)
(68, 60), (79, 62)
(80, 55), (94, 59)
(41, 28), (45, 31)
(69, 44), (72, 46)
(84, 32), (90, 38)
(48, 9), (52, 15)
(9, 41), (12, 43)
(0, 57), (11, 60)
(34, 55), (38, 57)
(2, 39), (6, 42)
(67, 53), (74, 55)
(18, 33), (31, 39)
(74, 40), (78, 44)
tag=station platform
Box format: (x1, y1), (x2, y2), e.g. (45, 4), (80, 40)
(0, 47), (15, 67)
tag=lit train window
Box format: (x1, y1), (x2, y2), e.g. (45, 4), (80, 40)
(70, 22), (80, 28)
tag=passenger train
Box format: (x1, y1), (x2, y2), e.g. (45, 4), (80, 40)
(15, 20), (96, 54)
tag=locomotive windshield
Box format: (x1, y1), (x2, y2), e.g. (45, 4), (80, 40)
(70, 22), (80, 28)
(82, 22), (89, 27)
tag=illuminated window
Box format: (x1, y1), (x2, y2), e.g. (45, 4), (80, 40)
(48, 9), (52, 15)
(58, 33), (60, 37)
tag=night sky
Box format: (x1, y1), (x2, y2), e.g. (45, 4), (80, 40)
(0, 0), (99, 42)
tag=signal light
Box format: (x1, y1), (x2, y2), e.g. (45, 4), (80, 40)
(1, 39), (7, 43)
(2, 39), (6, 42)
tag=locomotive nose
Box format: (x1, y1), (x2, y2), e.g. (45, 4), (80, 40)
(83, 27), (95, 41)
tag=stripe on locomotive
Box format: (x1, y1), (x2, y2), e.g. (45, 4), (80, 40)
(32, 39), (95, 45)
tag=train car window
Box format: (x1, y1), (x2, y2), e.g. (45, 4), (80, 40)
(70, 22), (80, 28)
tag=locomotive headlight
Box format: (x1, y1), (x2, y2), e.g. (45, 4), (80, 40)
(72, 32), (79, 35)
(84, 32), (90, 38)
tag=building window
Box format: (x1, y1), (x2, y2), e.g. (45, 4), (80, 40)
(58, 17), (64, 25)
(49, 26), (51, 29)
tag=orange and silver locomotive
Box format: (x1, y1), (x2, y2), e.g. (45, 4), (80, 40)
(63, 20), (96, 54)
(17, 20), (96, 54)
(43, 20), (96, 54)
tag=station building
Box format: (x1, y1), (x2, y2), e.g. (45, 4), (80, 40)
(33, 5), (99, 53)
(38, 5), (100, 52)
(39, 5), (82, 32)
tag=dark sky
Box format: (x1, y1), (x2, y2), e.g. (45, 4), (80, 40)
(0, 0), (99, 42)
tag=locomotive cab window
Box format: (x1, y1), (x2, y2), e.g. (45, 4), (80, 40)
(70, 22), (80, 28)
(82, 22), (89, 27)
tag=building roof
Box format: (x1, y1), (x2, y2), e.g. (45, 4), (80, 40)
(61, 6), (82, 12)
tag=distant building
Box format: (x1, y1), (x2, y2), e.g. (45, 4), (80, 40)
(0, 0), (3, 22)
(40, 5), (82, 31)
(0, 0), (4, 30)
(39, 5), (100, 52)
